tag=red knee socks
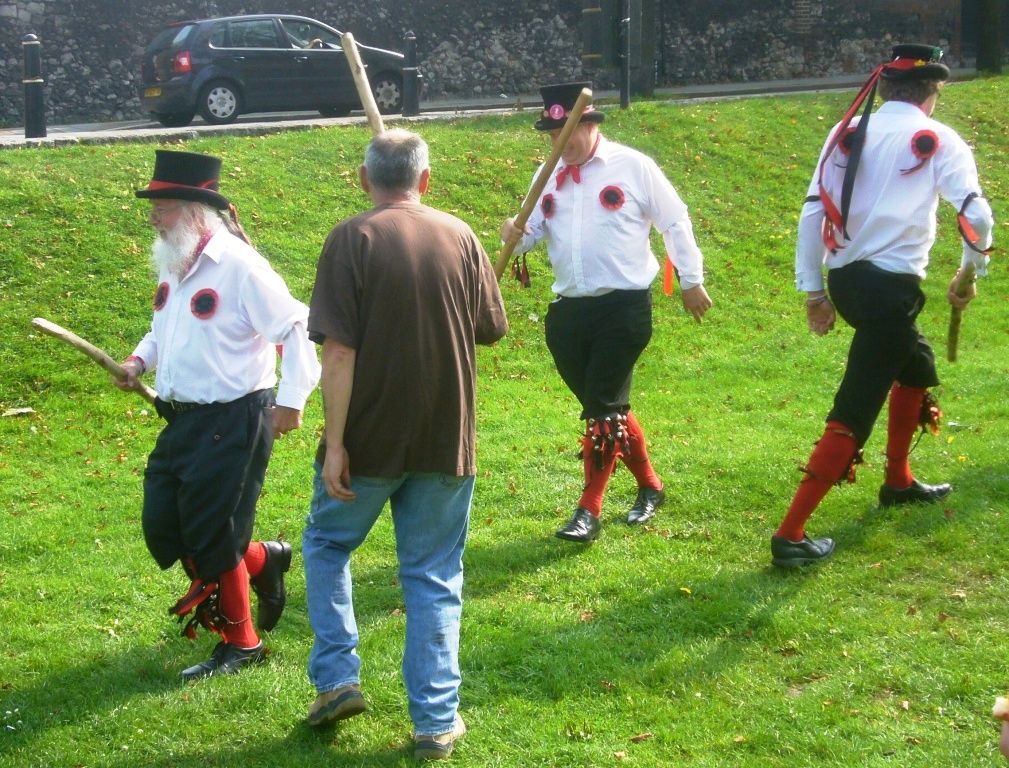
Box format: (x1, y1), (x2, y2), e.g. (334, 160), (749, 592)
(885, 384), (926, 489)
(242, 541), (268, 580)
(776, 421), (858, 542)
(621, 411), (663, 490)
(217, 560), (259, 649)
(577, 433), (618, 517)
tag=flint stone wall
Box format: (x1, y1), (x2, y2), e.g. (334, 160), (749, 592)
(0, 0), (997, 126)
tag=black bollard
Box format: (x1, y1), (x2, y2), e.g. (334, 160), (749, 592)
(402, 31), (420, 117)
(22, 33), (46, 139)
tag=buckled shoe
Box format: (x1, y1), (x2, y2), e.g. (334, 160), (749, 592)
(555, 507), (600, 542)
(251, 540), (292, 631)
(180, 640), (265, 681)
(627, 486), (664, 524)
(770, 534), (835, 568)
(308, 684), (367, 727)
(414, 714), (466, 761)
(878, 479), (952, 508)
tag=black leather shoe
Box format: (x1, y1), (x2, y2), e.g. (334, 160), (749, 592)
(771, 534), (835, 568)
(878, 479), (952, 508)
(627, 486), (664, 524)
(251, 540), (292, 631)
(555, 507), (600, 542)
(180, 640), (265, 681)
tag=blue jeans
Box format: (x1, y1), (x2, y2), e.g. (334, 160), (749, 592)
(303, 465), (474, 736)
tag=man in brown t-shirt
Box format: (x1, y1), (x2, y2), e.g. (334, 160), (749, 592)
(302, 129), (507, 760)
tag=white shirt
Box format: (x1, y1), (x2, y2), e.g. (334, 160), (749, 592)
(132, 228), (320, 409)
(515, 136), (705, 298)
(796, 100), (993, 292)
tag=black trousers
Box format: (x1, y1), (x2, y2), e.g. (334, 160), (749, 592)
(143, 389), (274, 579)
(544, 289), (652, 420)
(826, 261), (939, 446)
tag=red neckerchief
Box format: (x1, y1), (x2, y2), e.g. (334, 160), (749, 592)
(180, 229), (214, 280)
(556, 135), (602, 189)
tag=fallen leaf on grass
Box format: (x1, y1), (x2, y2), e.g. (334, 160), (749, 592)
(630, 732), (653, 743)
(2, 408), (34, 418)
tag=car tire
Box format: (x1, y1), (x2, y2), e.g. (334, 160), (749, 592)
(154, 112), (195, 128)
(319, 105), (353, 118)
(197, 80), (242, 124)
(371, 72), (403, 115)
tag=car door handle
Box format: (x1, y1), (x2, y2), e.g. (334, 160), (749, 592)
(229, 55), (246, 62)
(295, 56), (309, 63)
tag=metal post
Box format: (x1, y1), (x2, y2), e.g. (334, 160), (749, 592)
(402, 31), (420, 117)
(619, 0), (631, 109)
(22, 33), (46, 138)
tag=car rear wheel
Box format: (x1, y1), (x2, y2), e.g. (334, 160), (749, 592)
(197, 80), (242, 124)
(371, 73), (403, 114)
(154, 111), (195, 128)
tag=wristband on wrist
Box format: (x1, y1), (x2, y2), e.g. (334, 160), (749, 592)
(806, 294), (830, 306)
(125, 355), (146, 374)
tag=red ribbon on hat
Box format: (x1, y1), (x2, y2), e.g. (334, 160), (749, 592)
(146, 178), (218, 191)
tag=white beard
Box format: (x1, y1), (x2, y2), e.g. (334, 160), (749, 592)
(150, 223), (206, 280)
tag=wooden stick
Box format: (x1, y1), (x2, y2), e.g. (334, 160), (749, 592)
(342, 32), (385, 135)
(946, 263), (976, 362)
(31, 317), (157, 404)
(494, 87), (594, 281)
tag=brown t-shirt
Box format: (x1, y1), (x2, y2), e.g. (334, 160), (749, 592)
(308, 201), (508, 477)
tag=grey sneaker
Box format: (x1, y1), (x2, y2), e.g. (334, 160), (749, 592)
(414, 714), (466, 761)
(308, 684), (367, 727)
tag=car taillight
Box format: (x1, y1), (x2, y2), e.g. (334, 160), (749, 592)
(172, 50), (192, 73)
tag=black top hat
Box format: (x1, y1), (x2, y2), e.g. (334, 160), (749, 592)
(881, 44), (950, 81)
(534, 81), (605, 131)
(135, 150), (231, 210)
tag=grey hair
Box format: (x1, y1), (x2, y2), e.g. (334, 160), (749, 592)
(364, 129), (429, 193)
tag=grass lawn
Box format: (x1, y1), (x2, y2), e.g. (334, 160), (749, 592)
(1, 76), (1008, 767)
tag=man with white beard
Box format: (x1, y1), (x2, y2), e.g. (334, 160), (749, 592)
(116, 150), (320, 680)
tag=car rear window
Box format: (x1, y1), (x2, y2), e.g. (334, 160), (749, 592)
(148, 24), (195, 53)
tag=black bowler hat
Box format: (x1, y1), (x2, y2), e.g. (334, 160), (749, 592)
(135, 150), (231, 210)
(534, 81), (605, 131)
(881, 43), (950, 81)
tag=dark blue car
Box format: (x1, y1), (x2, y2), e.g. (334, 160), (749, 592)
(140, 14), (409, 127)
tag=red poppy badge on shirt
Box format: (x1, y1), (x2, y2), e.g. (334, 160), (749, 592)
(190, 288), (219, 320)
(153, 282), (169, 311)
(901, 129), (939, 175)
(541, 193), (556, 219)
(837, 126), (860, 157)
(599, 185), (625, 210)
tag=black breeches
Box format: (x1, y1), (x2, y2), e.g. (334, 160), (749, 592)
(826, 262), (939, 445)
(143, 389), (275, 579)
(544, 289), (652, 420)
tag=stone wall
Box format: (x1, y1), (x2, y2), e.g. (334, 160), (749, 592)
(0, 0), (1001, 126)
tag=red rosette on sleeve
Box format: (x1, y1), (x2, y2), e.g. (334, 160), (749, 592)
(901, 129), (939, 175)
(540, 193), (556, 219)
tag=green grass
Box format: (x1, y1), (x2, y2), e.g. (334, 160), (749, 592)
(2, 76), (1009, 766)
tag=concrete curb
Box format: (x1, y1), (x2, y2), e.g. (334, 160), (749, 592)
(0, 71), (976, 150)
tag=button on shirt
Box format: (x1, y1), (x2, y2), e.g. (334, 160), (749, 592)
(796, 100), (992, 291)
(132, 228), (320, 408)
(515, 137), (705, 298)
